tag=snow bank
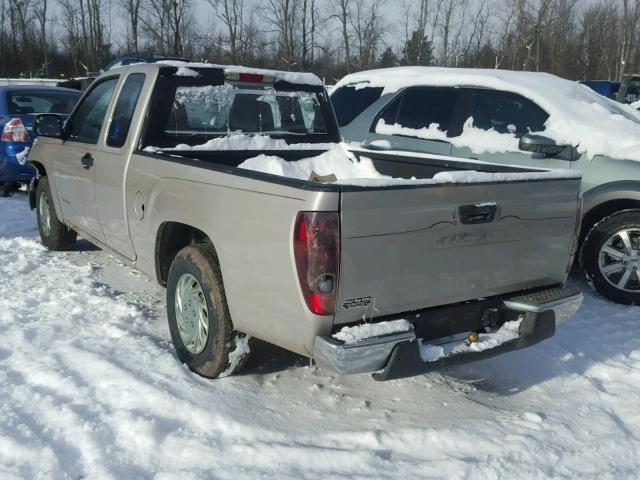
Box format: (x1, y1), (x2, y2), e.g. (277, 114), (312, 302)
(333, 319), (413, 344)
(335, 66), (640, 161)
(158, 60), (323, 86)
(419, 319), (523, 362)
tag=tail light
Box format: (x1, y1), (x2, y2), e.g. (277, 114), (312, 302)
(2, 118), (31, 142)
(294, 212), (340, 315)
(225, 71), (274, 83)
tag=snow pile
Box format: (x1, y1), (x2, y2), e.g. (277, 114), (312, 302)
(238, 143), (389, 181)
(220, 334), (251, 378)
(333, 319), (413, 344)
(2, 194), (640, 478)
(174, 66), (199, 77)
(158, 60), (323, 86)
(150, 134), (334, 152)
(419, 319), (523, 362)
(238, 145), (580, 186)
(377, 118), (521, 155)
(148, 135), (579, 186)
(336, 66), (640, 161)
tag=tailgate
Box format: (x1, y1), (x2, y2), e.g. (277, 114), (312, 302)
(334, 177), (581, 325)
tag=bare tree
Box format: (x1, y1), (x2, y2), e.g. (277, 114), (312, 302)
(120, 0), (143, 53)
(34, 0), (49, 75)
(617, 0), (640, 79)
(141, 0), (193, 55)
(336, 0), (352, 71)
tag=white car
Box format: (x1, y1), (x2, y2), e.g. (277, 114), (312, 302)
(331, 67), (640, 305)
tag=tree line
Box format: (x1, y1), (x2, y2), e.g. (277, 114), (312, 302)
(2, 0), (639, 84)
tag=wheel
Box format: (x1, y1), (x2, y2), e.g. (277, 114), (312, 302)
(166, 243), (250, 378)
(581, 209), (640, 305)
(35, 177), (77, 250)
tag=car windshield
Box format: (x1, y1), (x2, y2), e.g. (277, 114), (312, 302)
(7, 90), (80, 115)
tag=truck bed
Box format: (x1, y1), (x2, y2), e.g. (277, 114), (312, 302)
(141, 147), (581, 339)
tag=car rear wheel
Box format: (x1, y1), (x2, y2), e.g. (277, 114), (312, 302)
(166, 243), (250, 378)
(36, 177), (77, 251)
(582, 209), (640, 305)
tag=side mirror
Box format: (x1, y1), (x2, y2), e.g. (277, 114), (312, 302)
(34, 114), (64, 138)
(519, 133), (579, 160)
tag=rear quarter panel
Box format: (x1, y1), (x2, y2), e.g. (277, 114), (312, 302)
(126, 153), (340, 356)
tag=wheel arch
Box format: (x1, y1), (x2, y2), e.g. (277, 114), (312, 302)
(580, 182), (640, 247)
(27, 161), (47, 209)
(154, 222), (216, 286)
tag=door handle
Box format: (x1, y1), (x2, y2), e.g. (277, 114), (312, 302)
(362, 141), (391, 151)
(458, 203), (498, 225)
(81, 153), (94, 169)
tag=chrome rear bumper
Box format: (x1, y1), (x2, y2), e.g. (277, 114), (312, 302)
(313, 285), (583, 379)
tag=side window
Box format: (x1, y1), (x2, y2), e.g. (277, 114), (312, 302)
(374, 87), (459, 136)
(330, 85), (383, 127)
(67, 78), (118, 144)
(467, 89), (549, 137)
(107, 73), (146, 148)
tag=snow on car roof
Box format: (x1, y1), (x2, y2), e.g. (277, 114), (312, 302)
(335, 67), (640, 161)
(157, 60), (323, 87)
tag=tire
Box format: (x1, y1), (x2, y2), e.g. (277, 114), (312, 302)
(166, 243), (250, 378)
(35, 177), (77, 251)
(581, 209), (640, 305)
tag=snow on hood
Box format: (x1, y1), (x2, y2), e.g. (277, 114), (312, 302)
(157, 60), (323, 87)
(335, 66), (640, 161)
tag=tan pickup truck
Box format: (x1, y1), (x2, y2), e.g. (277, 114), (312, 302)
(27, 62), (583, 381)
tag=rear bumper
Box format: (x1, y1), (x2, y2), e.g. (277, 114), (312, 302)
(313, 286), (582, 381)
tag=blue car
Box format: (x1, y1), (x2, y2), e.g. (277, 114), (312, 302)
(580, 80), (621, 100)
(0, 86), (81, 196)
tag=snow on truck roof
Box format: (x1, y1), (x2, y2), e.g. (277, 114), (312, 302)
(157, 60), (323, 87)
(336, 66), (640, 162)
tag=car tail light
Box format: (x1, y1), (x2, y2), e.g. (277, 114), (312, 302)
(1, 118), (31, 142)
(294, 212), (340, 316)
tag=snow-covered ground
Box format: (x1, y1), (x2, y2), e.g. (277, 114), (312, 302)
(1, 192), (639, 479)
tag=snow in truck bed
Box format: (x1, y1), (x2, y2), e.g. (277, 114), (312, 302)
(2, 193), (640, 478)
(149, 136), (580, 186)
(335, 66), (640, 162)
